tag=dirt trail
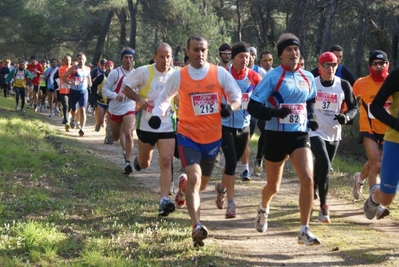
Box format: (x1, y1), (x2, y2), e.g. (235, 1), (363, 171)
(46, 112), (399, 266)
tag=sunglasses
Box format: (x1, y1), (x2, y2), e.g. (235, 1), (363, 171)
(261, 58), (273, 62)
(371, 61), (386, 66)
(321, 63), (338, 68)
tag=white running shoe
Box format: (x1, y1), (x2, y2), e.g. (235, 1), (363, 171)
(254, 202), (269, 233)
(298, 227), (321, 245)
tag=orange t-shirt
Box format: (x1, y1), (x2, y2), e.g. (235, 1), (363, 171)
(177, 64), (223, 144)
(353, 75), (391, 134)
(58, 65), (70, 94)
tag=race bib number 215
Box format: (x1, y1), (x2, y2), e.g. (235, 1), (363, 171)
(191, 93), (219, 116)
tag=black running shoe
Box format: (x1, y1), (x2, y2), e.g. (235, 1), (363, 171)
(123, 162), (133, 175)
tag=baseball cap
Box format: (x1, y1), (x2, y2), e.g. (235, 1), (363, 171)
(369, 50), (388, 65)
(319, 52), (337, 64)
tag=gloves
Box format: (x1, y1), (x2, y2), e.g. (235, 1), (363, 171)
(308, 119), (319, 131)
(220, 104), (233, 118)
(148, 116), (161, 129)
(269, 107), (291, 119)
(334, 114), (348, 125)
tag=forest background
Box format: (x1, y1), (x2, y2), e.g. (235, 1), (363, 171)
(1, 0), (398, 76)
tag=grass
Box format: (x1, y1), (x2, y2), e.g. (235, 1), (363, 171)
(0, 96), (252, 266)
(1, 94), (399, 266)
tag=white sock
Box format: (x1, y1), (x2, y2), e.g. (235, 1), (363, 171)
(243, 164), (249, 171)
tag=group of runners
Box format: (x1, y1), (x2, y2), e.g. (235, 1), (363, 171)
(2, 32), (399, 248)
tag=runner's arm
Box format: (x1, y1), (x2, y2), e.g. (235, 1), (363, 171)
(370, 68), (399, 130)
(152, 71), (180, 117)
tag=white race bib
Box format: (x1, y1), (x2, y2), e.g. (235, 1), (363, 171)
(279, 103), (306, 124)
(315, 92), (338, 111)
(238, 92), (251, 110)
(191, 93), (219, 116)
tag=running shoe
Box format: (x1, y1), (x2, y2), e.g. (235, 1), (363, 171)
(192, 223), (208, 247)
(39, 105), (43, 113)
(175, 173), (187, 208)
(364, 184), (379, 220)
(79, 129), (84, 137)
(318, 204), (331, 223)
(254, 203), (268, 233)
(352, 172), (364, 200)
(65, 123), (70, 132)
(76, 121), (81, 129)
(376, 205), (390, 220)
(34, 104), (37, 112)
(15, 104), (18, 110)
(123, 162), (133, 175)
(70, 120), (75, 129)
(298, 227), (321, 245)
(49, 111), (53, 118)
(133, 156), (141, 171)
(55, 106), (60, 116)
(21, 108), (25, 113)
(241, 169), (251, 181)
(94, 124), (101, 132)
(159, 198), (175, 217)
(215, 183), (226, 209)
(105, 128), (114, 144)
(225, 202), (236, 219)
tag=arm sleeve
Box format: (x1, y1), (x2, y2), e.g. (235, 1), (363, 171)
(4, 69), (14, 83)
(247, 99), (272, 120)
(152, 71), (180, 117)
(217, 66), (242, 104)
(102, 70), (119, 100)
(341, 79), (358, 120)
(370, 68), (399, 129)
(91, 75), (104, 94)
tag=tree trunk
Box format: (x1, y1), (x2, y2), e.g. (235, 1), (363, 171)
(235, 0), (242, 42)
(286, 0), (309, 59)
(127, 0), (140, 49)
(314, 6), (326, 56)
(92, 10), (114, 65)
(354, 17), (365, 78)
(392, 15), (399, 67)
(321, 0), (338, 53)
(116, 8), (127, 49)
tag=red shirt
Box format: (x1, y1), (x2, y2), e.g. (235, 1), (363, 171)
(26, 63), (44, 86)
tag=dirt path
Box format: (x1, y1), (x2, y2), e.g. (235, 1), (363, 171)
(46, 112), (399, 266)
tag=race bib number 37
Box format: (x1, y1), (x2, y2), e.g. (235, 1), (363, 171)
(315, 92), (338, 111)
(279, 103), (306, 124)
(191, 93), (219, 116)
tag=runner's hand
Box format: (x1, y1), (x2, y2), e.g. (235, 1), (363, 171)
(308, 119), (319, 131)
(334, 114), (348, 125)
(220, 104), (233, 118)
(269, 107), (291, 119)
(148, 116), (161, 129)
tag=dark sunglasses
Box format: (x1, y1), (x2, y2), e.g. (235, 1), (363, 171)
(321, 63), (338, 68)
(371, 61), (386, 67)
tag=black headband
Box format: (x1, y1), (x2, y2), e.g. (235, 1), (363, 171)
(277, 39), (301, 57)
(231, 46), (250, 59)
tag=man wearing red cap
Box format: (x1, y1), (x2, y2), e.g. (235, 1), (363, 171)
(310, 52), (357, 223)
(352, 50), (391, 220)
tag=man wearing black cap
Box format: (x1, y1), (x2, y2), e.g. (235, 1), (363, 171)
(218, 43), (231, 68)
(248, 33), (321, 246)
(352, 50), (390, 220)
(215, 41), (262, 218)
